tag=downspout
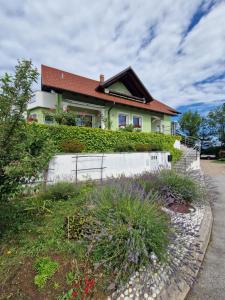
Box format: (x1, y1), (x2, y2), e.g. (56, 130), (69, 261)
(107, 102), (115, 130)
(57, 93), (62, 112)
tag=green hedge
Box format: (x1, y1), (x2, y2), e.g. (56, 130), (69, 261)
(29, 124), (182, 162)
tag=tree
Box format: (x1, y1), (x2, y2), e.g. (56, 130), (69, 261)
(178, 110), (202, 137)
(0, 60), (56, 201)
(207, 103), (225, 145)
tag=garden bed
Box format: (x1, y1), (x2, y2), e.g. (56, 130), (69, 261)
(0, 170), (210, 300)
(111, 204), (210, 300)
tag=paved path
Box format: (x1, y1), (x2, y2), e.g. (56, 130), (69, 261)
(187, 160), (225, 300)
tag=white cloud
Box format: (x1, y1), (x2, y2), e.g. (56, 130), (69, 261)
(0, 0), (225, 110)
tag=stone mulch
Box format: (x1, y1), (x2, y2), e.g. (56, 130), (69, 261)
(109, 170), (208, 300)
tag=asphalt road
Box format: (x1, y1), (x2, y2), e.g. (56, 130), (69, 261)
(187, 160), (225, 300)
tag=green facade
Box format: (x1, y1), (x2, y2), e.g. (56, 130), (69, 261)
(28, 85), (172, 133)
(109, 81), (132, 95)
(28, 107), (51, 124)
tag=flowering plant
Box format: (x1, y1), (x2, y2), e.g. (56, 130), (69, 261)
(59, 275), (95, 300)
(133, 124), (141, 128)
(27, 116), (38, 123)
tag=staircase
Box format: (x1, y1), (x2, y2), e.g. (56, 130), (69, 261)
(174, 136), (201, 173)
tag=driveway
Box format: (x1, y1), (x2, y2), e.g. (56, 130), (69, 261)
(187, 160), (225, 300)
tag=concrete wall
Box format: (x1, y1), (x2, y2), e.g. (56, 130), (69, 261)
(47, 151), (171, 183)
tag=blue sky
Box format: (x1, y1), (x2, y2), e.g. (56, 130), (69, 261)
(0, 0), (225, 115)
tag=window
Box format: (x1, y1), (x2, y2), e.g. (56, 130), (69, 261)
(75, 114), (93, 127)
(133, 115), (142, 129)
(118, 114), (128, 127)
(28, 113), (38, 123)
(30, 113), (37, 119)
(44, 115), (54, 124)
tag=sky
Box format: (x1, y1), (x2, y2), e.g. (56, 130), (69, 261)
(0, 0), (225, 114)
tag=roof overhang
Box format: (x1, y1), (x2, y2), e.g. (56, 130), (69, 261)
(97, 66), (154, 103)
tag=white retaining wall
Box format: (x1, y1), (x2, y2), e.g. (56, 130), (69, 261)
(47, 152), (171, 183)
(188, 156), (201, 171)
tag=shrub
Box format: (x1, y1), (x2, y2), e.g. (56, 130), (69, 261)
(219, 149), (225, 158)
(135, 143), (163, 152)
(59, 139), (85, 153)
(24, 197), (53, 215)
(85, 181), (170, 284)
(28, 124), (182, 162)
(157, 170), (201, 203)
(135, 143), (151, 152)
(114, 143), (136, 152)
(34, 257), (58, 289)
(40, 181), (80, 201)
(119, 124), (135, 132)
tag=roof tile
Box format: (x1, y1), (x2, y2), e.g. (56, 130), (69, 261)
(41, 65), (178, 115)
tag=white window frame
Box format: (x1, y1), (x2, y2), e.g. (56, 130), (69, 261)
(132, 114), (143, 130)
(75, 113), (95, 128)
(118, 112), (129, 128)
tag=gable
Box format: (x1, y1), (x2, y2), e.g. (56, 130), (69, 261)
(97, 67), (153, 103)
(108, 81), (132, 96)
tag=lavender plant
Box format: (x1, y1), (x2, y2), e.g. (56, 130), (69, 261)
(83, 180), (170, 285)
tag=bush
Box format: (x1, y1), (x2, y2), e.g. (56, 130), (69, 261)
(24, 197), (53, 215)
(157, 170), (201, 203)
(84, 181), (170, 284)
(59, 139), (85, 153)
(219, 149), (225, 158)
(135, 143), (163, 152)
(40, 181), (80, 201)
(114, 143), (136, 152)
(34, 257), (58, 289)
(119, 124), (135, 132)
(28, 124), (182, 162)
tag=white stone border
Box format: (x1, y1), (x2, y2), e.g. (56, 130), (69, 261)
(110, 203), (212, 300)
(157, 204), (212, 300)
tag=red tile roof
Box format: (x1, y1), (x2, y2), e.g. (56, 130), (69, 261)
(41, 65), (179, 115)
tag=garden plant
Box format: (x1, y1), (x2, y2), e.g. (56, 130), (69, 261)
(0, 168), (203, 299)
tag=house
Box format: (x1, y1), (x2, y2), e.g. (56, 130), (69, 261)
(27, 65), (179, 133)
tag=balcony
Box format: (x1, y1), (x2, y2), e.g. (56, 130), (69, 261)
(28, 91), (58, 110)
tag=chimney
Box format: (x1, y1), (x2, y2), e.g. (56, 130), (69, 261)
(99, 74), (104, 83)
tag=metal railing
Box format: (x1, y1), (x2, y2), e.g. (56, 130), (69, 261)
(72, 154), (106, 183)
(175, 135), (201, 172)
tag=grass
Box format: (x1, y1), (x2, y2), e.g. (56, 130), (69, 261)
(0, 183), (92, 299)
(0, 171), (202, 299)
